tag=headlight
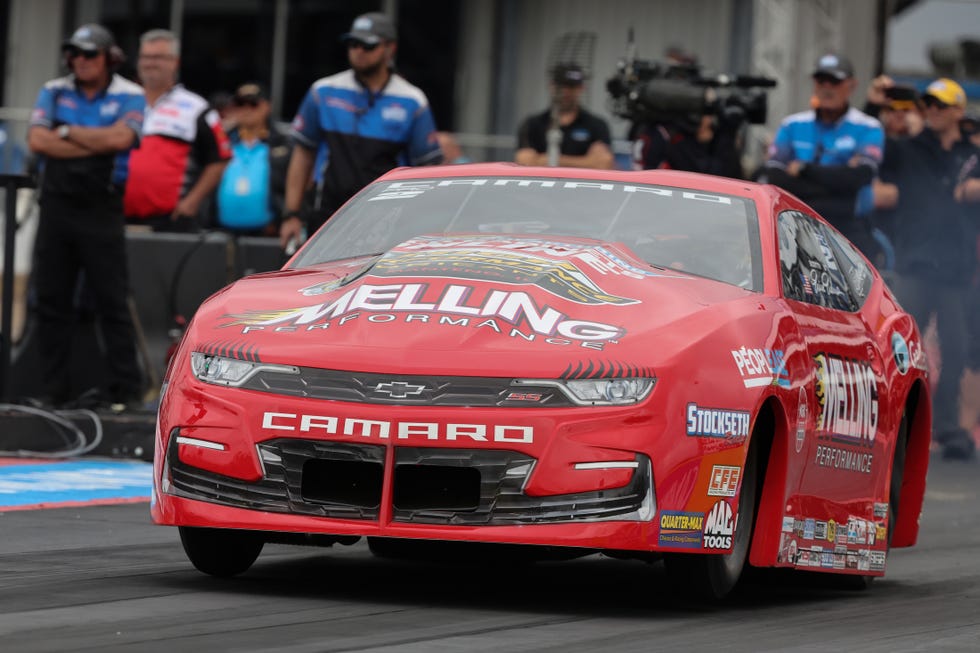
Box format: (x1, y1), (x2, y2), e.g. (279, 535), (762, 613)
(513, 377), (655, 406)
(190, 352), (300, 387)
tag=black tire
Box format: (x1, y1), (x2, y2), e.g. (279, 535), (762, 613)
(178, 526), (264, 577)
(888, 411), (909, 548)
(664, 439), (759, 601)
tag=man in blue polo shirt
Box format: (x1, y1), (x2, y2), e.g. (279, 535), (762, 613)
(278, 11), (443, 250)
(761, 53), (885, 260)
(27, 24), (145, 409)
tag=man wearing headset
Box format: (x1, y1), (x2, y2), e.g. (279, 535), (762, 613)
(27, 24), (146, 409)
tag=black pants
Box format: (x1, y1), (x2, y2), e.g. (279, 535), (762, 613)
(892, 274), (968, 438)
(34, 193), (141, 403)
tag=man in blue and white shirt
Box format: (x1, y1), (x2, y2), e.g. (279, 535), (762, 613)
(279, 12), (443, 248)
(761, 54), (885, 260)
(27, 23), (145, 408)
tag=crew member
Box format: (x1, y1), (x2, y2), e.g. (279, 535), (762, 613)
(515, 63), (614, 169)
(279, 12), (443, 249)
(124, 29), (230, 231)
(27, 24), (145, 408)
(761, 53), (884, 260)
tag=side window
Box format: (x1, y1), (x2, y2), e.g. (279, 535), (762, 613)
(823, 227), (874, 307)
(777, 211), (857, 311)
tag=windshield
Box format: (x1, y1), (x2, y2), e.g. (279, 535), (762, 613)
(293, 176), (763, 290)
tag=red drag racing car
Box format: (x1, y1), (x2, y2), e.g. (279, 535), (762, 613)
(152, 164), (930, 599)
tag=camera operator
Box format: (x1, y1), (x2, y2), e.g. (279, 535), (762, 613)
(630, 99), (744, 178)
(759, 54), (884, 260)
(515, 63), (614, 170)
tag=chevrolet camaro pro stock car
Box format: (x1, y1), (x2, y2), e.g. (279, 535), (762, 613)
(152, 163), (931, 599)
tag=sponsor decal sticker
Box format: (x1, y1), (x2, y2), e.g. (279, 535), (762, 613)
(827, 519), (837, 543)
(685, 404), (750, 440)
(731, 347), (790, 388)
(796, 386), (808, 453)
(803, 518), (816, 540)
(261, 412), (534, 443)
(224, 282), (626, 350)
(707, 465), (741, 497)
(870, 550), (886, 571)
(702, 500), (736, 550)
(814, 520), (828, 540)
(892, 332), (910, 375)
(874, 502), (889, 519)
(659, 510), (704, 548)
(813, 353), (878, 474)
(782, 516), (795, 533)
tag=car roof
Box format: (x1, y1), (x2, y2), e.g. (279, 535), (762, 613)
(377, 163), (791, 213)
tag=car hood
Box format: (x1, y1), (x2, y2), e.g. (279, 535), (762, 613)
(190, 235), (757, 376)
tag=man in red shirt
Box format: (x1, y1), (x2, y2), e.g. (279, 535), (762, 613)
(124, 28), (230, 231)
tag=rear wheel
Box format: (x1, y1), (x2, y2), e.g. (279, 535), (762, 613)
(664, 439), (759, 600)
(179, 526), (264, 577)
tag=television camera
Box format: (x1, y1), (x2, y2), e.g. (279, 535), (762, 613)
(606, 32), (777, 130)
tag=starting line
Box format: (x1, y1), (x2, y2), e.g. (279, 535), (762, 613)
(0, 459), (152, 511)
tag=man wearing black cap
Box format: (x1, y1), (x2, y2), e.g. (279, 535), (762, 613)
(515, 63), (614, 169)
(214, 83), (292, 234)
(880, 78), (980, 460)
(279, 11), (443, 250)
(26, 23), (146, 409)
(761, 53), (885, 260)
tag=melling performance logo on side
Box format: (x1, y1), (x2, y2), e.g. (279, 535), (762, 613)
(703, 499), (736, 550)
(813, 353), (878, 474)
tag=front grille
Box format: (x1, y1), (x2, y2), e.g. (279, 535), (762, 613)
(168, 437), (385, 519)
(391, 448), (653, 525)
(239, 367), (571, 407)
(168, 436), (653, 525)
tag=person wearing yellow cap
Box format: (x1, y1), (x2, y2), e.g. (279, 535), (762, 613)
(880, 77), (980, 460)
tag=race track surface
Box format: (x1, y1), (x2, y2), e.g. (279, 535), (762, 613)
(0, 457), (977, 653)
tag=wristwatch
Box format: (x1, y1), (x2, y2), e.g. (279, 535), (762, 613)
(56, 124), (71, 140)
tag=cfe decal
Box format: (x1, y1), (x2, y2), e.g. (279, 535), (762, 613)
(703, 499), (736, 550)
(221, 282), (627, 348)
(707, 465), (741, 497)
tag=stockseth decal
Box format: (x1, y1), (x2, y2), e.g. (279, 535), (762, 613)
(368, 248), (639, 305)
(707, 465), (741, 497)
(261, 412), (533, 443)
(659, 510), (704, 548)
(703, 500), (735, 550)
(685, 403), (750, 439)
(222, 282), (626, 349)
(731, 347), (790, 388)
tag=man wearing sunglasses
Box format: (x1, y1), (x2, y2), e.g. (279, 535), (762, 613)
(26, 23), (146, 409)
(279, 11), (443, 251)
(760, 53), (885, 261)
(124, 29), (231, 232)
(879, 78), (980, 461)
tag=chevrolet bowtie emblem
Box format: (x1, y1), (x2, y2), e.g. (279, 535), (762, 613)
(373, 381), (426, 399)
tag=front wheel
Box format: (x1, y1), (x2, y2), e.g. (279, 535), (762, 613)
(664, 439), (759, 600)
(179, 526), (264, 577)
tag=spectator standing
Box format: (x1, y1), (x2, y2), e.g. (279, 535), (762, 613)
(761, 54), (885, 260)
(124, 29), (230, 232)
(26, 24), (145, 408)
(882, 78), (980, 460)
(214, 83), (292, 236)
(515, 63), (614, 170)
(279, 12), (443, 249)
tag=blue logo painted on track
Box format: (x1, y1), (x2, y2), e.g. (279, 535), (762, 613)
(0, 461), (152, 509)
